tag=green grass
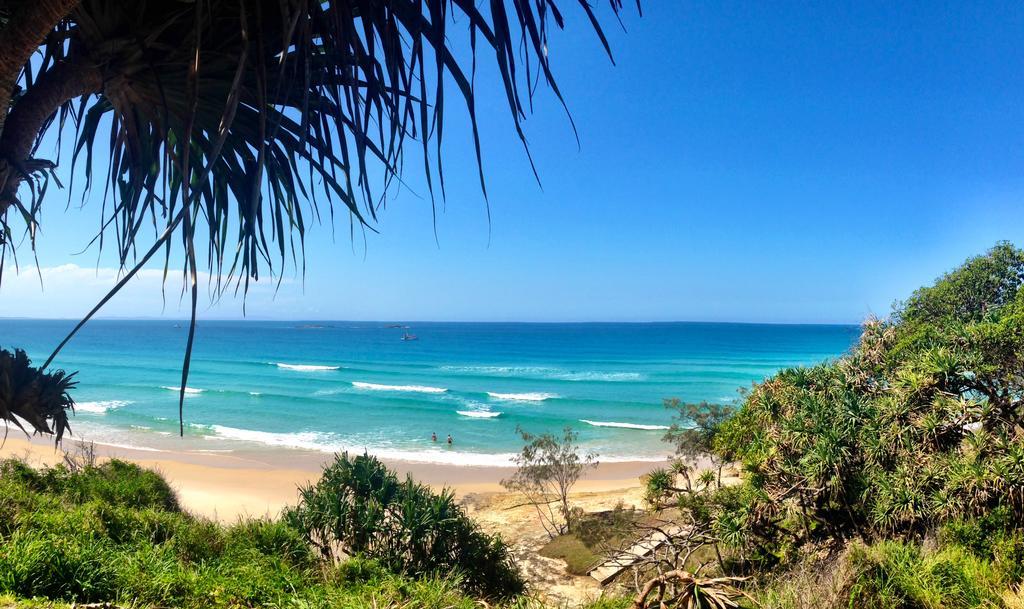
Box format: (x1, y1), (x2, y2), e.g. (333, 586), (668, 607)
(540, 504), (643, 576)
(540, 534), (602, 576)
(0, 457), (629, 608)
(750, 533), (1024, 609)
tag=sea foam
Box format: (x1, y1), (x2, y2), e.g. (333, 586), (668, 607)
(486, 392), (555, 402)
(161, 386), (205, 394)
(441, 365), (643, 382)
(457, 410), (502, 419)
(275, 363), (340, 371)
(352, 381), (447, 394)
(556, 371), (644, 382)
(75, 400), (132, 414)
(205, 424), (517, 466)
(208, 425), (337, 451)
(580, 419), (669, 431)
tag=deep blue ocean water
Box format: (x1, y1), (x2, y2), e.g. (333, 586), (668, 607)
(0, 320), (860, 464)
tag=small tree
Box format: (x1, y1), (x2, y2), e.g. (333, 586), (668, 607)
(501, 426), (597, 538)
(662, 399), (735, 489)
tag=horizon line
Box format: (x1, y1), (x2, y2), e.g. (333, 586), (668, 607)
(0, 316), (866, 326)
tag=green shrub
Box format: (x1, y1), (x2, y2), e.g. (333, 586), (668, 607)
(0, 456), (539, 608)
(941, 508), (1024, 585)
(0, 529), (117, 602)
(845, 541), (1005, 609)
(286, 452), (525, 599)
(707, 243), (1024, 561)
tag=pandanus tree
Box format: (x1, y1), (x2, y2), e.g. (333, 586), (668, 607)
(0, 0), (633, 440)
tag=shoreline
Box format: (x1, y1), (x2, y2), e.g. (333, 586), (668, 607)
(0, 434), (663, 522)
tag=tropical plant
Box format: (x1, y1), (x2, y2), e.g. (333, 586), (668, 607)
(0, 0), (633, 435)
(632, 569), (749, 609)
(502, 425), (598, 538)
(710, 242), (1024, 561)
(0, 348), (75, 442)
(660, 399), (735, 493)
(0, 455), (528, 608)
(284, 452), (524, 599)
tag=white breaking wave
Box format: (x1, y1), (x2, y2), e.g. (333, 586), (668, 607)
(275, 363), (340, 371)
(487, 392), (555, 402)
(556, 371), (644, 382)
(249, 391), (263, 396)
(440, 365), (642, 382)
(75, 400), (132, 414)
(441, 365), (559, 376)
(205, 424), (517, 466)
(457, 410), (502, 419)
(161, 386), (204, 394)
(74, 438), (167, 453)
(580, 419), (669, 431)
(352, 381), (447, 394)
(208, 425), (336, 451)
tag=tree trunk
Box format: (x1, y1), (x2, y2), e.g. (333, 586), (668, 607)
(0, 0), (81, 136)
(0, 0), (88, 215)
(0, 58), (101, 213)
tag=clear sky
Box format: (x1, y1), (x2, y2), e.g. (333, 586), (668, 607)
(3, 1), (1024, 323)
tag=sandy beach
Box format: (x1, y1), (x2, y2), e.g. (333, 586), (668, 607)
(0, 434), (661, 522)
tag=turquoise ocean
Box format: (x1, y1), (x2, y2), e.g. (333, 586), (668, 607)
(0, 320), (860, 465)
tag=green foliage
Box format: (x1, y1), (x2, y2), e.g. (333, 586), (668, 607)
(710, 243), (1024, 558)
(0, 456), (525, 608)
(0, 456), (645, 608)
(0, 348), (75, 441)
(663, 400), (736, 462)
(844, 541), (1006, 609)
(285, 452), (524, 600)
(0, 457), (316, 607)
(750, 536), (1021, 609)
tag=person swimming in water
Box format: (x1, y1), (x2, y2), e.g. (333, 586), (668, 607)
(431, 432), (437, 442)
(446, 434), (453, 446)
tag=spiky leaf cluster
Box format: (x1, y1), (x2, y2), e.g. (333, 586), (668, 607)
(0, 347), (76, 443)
(285, 452), (524, 600)
(716, 242), (1024, 555)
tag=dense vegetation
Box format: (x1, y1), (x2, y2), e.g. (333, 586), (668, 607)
(646, 243), (1024, 607)
(286, 452), (523, 599)
(718, 242), (1024, 555)
(0, 453), (622, 608)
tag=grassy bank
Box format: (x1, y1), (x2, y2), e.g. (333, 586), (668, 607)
(0, 455), (627, 609)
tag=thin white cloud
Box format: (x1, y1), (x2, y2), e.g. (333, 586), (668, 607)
(0, 263), (298, 319)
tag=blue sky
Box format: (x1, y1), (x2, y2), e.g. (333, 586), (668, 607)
(3, 1), (1024, 323)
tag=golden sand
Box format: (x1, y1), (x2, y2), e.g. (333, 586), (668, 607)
(0, 434), (659, 522)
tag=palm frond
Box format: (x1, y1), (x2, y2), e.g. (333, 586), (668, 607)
(0, 0), (631, 435)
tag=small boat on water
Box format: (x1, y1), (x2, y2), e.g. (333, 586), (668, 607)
(401, 332), (419, 341)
